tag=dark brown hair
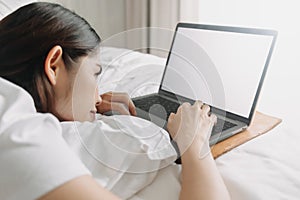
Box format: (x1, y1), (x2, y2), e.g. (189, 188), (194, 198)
(0, 2), (101, 112)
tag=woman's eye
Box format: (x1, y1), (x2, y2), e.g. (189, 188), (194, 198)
(94, 71), (101, 77)
(94, 67), (102, 77)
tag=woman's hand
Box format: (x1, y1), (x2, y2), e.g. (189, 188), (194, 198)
(96, 92), (137, 116)
(168, 102), (231, 200)
(167, 100), (217, 158)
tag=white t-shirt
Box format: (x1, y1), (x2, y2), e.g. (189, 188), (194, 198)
(0, 78), (90, 200)
(61, 114), (178, 199)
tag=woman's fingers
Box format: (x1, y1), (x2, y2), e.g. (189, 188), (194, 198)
(167, 113), (175, 129)
(168, 112), (175, 120)
(109, 102), (131, 115)
(193, 101), (212, 118)
(98, 100), (130, 115)
(193, 100), (203, 109)
(128, 100), (137, 116)
(111, 92), (136, 116)
(210, 113), (217, 125)
(202, 104), (210, 114)
(100, 92), (136, 116)
(101, 92), (130, 103)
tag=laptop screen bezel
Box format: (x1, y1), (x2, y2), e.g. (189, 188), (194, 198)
(158, 23), (278, 125)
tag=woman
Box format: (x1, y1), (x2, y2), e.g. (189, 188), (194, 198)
(0, 2), (230, 200)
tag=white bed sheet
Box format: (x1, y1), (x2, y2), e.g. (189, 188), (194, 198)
(99, 47), (300, 200)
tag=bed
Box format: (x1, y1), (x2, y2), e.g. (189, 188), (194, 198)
(99, 46), (300, 200)
(2, 2), (300, 199)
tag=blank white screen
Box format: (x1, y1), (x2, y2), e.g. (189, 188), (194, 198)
(161, 27), (273, 118)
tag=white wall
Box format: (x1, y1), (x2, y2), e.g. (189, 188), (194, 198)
(198, 0), (300, 130)
(44, 0), (126, 40)
(0, 0), (36, 19)
(43, 0), (204, 58)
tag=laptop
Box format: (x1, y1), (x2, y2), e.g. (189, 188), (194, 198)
(132, 23), (277, 146)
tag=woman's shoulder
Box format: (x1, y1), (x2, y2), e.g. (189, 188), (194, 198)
(0, 78), (90, 200)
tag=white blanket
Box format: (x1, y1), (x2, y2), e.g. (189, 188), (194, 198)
(217, 124), (300, 200)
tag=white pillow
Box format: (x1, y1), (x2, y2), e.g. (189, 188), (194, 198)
(99, 47), (166, 98)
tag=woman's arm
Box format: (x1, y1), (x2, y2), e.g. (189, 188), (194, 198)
(180, 148), (230, 200)
(38, 175), (120, 200)
(167, 101), (231, 200)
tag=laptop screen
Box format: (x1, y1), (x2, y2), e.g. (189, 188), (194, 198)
(161, 25), (274, 118)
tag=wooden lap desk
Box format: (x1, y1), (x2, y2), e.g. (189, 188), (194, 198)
(211, 111), (282, 159)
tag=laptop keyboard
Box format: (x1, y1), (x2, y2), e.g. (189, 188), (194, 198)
(133, 95), (237, 134)
(211, 118), (237, 134)
(133, 95), (180, 115)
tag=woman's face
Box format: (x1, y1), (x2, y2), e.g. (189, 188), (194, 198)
(54, 50), (102, 122)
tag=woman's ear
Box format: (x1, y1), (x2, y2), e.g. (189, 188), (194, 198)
(44, 45), (64, 86)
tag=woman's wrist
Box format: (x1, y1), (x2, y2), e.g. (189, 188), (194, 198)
(181, 146), (213, 166)
(180, 140), (211, 163)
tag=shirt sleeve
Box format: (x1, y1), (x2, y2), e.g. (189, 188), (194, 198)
(0, 78), (91, 200)
(0, 112), (91, 200)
